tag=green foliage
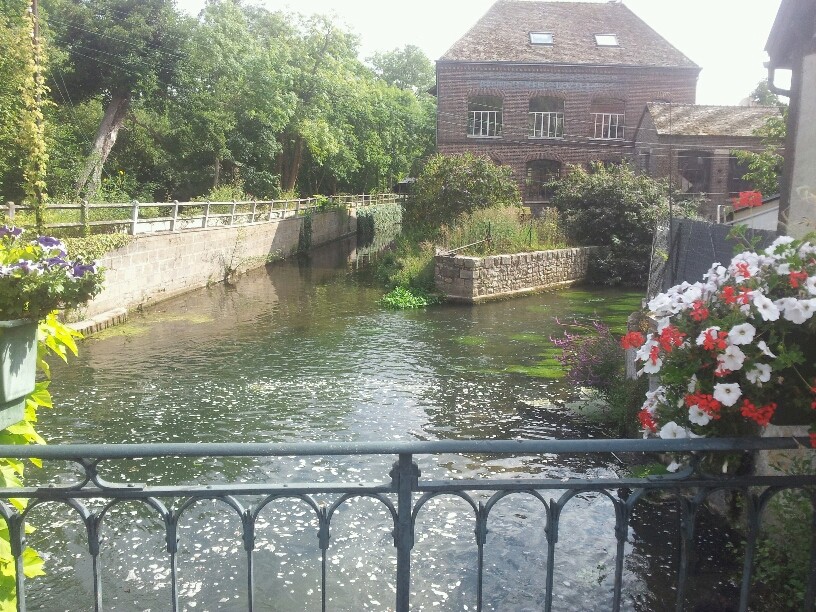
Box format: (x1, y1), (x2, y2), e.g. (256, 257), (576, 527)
(357, 202), (402, 246)
(368, 45), (435, 93)
(63, 233), (131, 261)
(550, 163), (680, 287)
(0, 1), (30, 204)
(297, 210), (313, 254)
(733, 111), (786, 197)
(379, 285), (440, 309)
(439, 206), (568, 256)
(405, 153), (521, 231)
(749, 457), (814, 611)
(376, 235), (437, 292)
(0, 312), (82, 609)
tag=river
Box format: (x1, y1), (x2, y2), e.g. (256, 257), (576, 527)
(24, 238), (740, 611)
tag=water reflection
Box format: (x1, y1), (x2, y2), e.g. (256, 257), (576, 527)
(25, 238), (696, 611)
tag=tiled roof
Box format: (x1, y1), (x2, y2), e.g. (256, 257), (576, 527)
(440, 0), (698, 68)
(647, 103), (782, 137)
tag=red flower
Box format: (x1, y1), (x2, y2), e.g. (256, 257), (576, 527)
(649, 344), (660, 365)
(701, 329), (729, 351)
(721, 286), (737, 305)
(735, 262), (752, 279)
(734, 191), (763, 210)
(685, 393), (722, 417)
(658, 325), (685, 352)
(810, 433), (816, 449)
(690, 300), (709, 322)
(740, 400), (776, 427)
(738, 287), (753, 305)
(620, 331), (646, 350)
(638, 409), (657, 432)
(790, 270), (809, 289)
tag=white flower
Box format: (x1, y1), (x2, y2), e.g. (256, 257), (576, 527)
(659, 421), (688, 439)
(776, 262), (791, 275)
(688, 404), (711, 426)
(717, 344), (746, 372)
(766, 235), (796, 255)
(647, 293), (674, 317)
(728, 322), (755, 345)
(753, 293), (780, 321)
(713, 382), (742, 407)
(806, 276), (816, 296)
(746, 363), (772, 385)
(778, 297), (815, 324)
(666, 460), (682, 473)
(757, 340), (776, 358)
(686, 374), (698, 393)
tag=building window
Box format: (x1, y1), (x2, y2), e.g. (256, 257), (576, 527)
(728, 155), (754, 196)
(529, 32), (553, 45)
(677, 150), (711, 194)
(595, 34), (618, 46)
(468, 95), (503, 138)
(590, 98), (625, 140)
(525, 159), (562, 201)
(529, 97), (564, 139)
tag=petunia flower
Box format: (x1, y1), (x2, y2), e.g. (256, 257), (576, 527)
(659, 421), (688, 439)
(728, 322), (755, 345)
(713, 382), (742, 407)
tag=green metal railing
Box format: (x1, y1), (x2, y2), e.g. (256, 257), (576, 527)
(1, 437), (814, 611)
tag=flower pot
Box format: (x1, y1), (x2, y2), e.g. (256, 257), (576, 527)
(0, 319), (38, 430)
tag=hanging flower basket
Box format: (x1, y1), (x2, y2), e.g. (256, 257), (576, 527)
(0, 318), (38, 430)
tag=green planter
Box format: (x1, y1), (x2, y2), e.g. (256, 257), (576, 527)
(0, 319), (38, 430)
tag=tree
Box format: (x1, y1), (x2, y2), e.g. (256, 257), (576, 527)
(405, 153), (521, 230)
(734, 110), (786, 198)
(368, 45), (435, 93)
(43, 0), (186, 199)
(747, 78), (785, 108)
(550, 163), (671, 287)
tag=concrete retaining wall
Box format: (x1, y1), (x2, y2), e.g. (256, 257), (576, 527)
(435, 247), (597, 303)
(73, 208), (355, 323)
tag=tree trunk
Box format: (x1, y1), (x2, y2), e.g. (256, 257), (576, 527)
(282, 136), (304, 193)
(214, 155), (221, 190)
(75, 92), (131, 199)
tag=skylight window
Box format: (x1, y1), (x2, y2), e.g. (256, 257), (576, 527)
(595, 34), (619, 46)
(529, 32), (554, 45)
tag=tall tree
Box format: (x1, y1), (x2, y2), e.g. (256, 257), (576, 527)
(43, 0), (186, 199)
(368, 44), (435, 93)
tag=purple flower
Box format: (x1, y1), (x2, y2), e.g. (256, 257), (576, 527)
(12, 259), (41, 274)
(45, 256), (68, 268)
(0, 226), (23, 239)
(71, 262), (97, 278)
(36, 235), (67, 256)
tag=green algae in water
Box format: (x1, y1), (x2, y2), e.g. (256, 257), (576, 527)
(505, 363), (565, 378)
(509, 333), (549, 344)
(457, 335), (486, 346)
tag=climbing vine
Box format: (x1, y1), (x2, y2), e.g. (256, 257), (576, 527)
(0, 314), (81, 610)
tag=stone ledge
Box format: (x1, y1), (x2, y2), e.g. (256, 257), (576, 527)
(69, 307), (129, 336)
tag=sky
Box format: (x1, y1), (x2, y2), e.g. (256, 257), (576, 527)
(178, 0), (787, 105)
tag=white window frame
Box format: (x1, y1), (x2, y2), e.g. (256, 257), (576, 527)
(529, 32), (554, 45)
(592, 113), (624, 140)
(529, 112), (564, 139)
(468, 110), (503, 138)
(594, 33), (619, 47)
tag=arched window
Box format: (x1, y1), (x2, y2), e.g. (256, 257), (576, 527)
(525, 160), (562, 201)
(468, 95), (503, 137)
(529, 97), (564, 138)
(590, 98), (625, 139)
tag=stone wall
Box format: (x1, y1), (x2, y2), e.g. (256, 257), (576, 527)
(435, 247), (597, 302)
(74, 208), (355, 321)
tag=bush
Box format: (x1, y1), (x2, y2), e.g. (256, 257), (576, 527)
(550, 163), (672, 287)
(357, 202), (403, 247)
(404, 153), (521, 230)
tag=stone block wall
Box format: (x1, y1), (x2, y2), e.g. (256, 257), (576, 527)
(435, 247), (597, 302)
(76, 208), (355, 320)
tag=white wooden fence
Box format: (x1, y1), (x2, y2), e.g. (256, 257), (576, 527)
(3, 193), (401, 236)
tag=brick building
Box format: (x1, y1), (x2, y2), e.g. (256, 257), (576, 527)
(633, 103), (782, 215)
(435, 0), (701, 207)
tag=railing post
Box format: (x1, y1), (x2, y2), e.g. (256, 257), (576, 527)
(391, 453), (419, 612)
(130, 200), (140, 235)
(203, 201), (210, 228)
(171, 200), (179, 232)
(8, 513), (26, 612)
(6, 201), (15, 223)
(80, 200), (89, 237)
(230, 199), (237, 226)
(295, 199), (301, 216)
(251, 199), (257, 223)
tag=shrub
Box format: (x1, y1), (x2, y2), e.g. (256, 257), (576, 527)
(404, 153), (521, 230)
(357, 202), (403, 247)
(550, 163), (688, 287)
